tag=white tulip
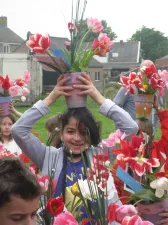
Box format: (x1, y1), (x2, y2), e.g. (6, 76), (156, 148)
(78, 179), (98, 201)
(150, 177), (168, 198)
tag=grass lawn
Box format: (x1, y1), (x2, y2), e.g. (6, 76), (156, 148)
(16, 96), (161, 143)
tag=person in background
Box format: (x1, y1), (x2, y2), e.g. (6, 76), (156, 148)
(0, 103), (23, 155)
(45, 114), (62, 148)
(113, 60), (163, 136)
(0, 156), (42, 225)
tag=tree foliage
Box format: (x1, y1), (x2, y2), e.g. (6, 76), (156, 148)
(77, 19), (117, 42)
(130, 26), (168, 61)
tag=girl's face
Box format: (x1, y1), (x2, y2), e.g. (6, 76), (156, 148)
(62, 117), (90, 154)
(0, 117), (13, 137)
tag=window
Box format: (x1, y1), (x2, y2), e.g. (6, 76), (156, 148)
(95, 72), (100, 81)
(3, 44), (10, 53)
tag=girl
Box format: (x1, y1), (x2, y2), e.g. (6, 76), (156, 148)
(0, 104), (22, 155)
(11, 73), (139, 222)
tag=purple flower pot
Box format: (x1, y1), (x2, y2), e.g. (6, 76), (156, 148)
(137, 198), (168, 224)
(64, 72), (87, 108)
(0, 96), (12, 116)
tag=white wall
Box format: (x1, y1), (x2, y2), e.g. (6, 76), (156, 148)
(0, 53), (28, 80)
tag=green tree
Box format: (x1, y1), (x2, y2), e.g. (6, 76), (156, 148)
(130, 26), (168, 61)
(78, 19), (117, 42)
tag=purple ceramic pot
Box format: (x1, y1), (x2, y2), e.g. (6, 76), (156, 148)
(64, 72), (87, 108)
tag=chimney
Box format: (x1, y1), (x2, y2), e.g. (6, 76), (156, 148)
(0, 16), (7, 27)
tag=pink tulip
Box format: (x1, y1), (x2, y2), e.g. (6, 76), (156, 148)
(26, 33), (50, 54)
(87, 18), (103, 33)
(64, 41), (71, 51)
(92, 33), (113, 56)
(53, 211), (78, 225)
(24, 70), (31, 85)
(116, 205), (137, 222)
(102, 129), (126, 147)
(121, 215), (153, 225)
(68, 22), (75, 33)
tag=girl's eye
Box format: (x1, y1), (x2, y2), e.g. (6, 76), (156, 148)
(67, 130), (74, 134)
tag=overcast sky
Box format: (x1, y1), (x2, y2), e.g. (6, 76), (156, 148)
(1, 0), (168, 41)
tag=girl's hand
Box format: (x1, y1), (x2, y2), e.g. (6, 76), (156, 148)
(9, 103), (23, 118)
(156, 209), (168, 225)
(43, 74), (74, 106)
(73, 73), (105, 105)
(0, 107), (3, 115)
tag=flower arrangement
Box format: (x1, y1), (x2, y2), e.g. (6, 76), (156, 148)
(67, 145), (154, 225)
(103, 129), (168, 224)
(119, 63), (165, 96)
(0, 70), (30, 98)
(26, 0), (113, 74)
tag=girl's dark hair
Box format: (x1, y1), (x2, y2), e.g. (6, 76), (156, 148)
(60, 107), (100, 146)
(0, 157), (42, 207)
(0, 114), (16, 143)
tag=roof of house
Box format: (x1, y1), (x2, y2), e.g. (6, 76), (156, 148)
(50, 36), (69, 49)
(156, 55), (168, 60)
(109, 41), (141, 63)
(0, 25), (24, 44)
(89, 58), (103, 68)
(103, 62), (140, 70)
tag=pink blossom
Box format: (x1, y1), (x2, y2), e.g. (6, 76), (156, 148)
(24, 70), (31, 85)
(0, 145), (4, 153)
(87, 18), (103, 33)
(53, 211), (78, 225)
(22, 87), (30, 96)
(102, 129), (126, 147)
(121, 215), (153, 225)
(116, 205), (137, 222)
(8, 85), (20, 97)
(158, 70), (168, 89)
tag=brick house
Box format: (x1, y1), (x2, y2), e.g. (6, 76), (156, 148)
(155, 55), (168, 69)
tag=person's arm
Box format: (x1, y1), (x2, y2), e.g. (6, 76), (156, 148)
(113, 87), (129, 108)
(11, 75), (73, 170)
(74, 73), (139, 136)
(11, 100), (50, 170)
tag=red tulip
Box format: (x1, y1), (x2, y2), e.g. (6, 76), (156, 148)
(107, 203), (119, 223)
(26, 33), (50, 54)
(46, 196), (64, 217)
(2, 75), (11, 90)
(16, 78), (25, 87)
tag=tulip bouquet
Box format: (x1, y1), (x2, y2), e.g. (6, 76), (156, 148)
(120, 63), (165, 96)
(0, 71), (30, 97)
(26, 0), (113, 74)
